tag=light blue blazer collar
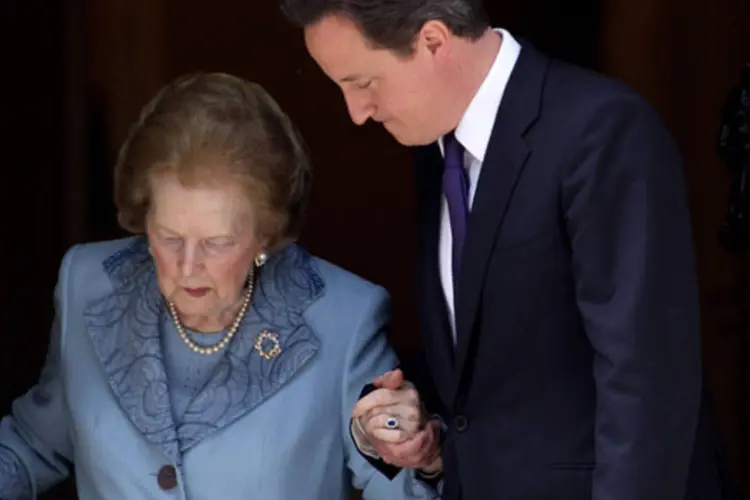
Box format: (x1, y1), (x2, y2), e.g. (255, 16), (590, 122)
(81, 237), (324, 465)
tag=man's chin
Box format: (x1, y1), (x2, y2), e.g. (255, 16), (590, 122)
(383, 125), (435, 147)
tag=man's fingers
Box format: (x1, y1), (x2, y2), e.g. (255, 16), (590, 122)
(388, 435), (427, 459)
(374, 368), (404, 389)
(373, 428), (440, 468)
(352, 383), (422, 419)
(373, 369), (398, 386)
(423, 418), (441, 435)
(352, 388), (401, 418)
(391, 427), (433, 458)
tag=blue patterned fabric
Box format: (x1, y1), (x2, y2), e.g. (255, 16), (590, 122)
(161, 324), (224, 423)
(0, 446), (32, 499)
(82, 238), (322, 465)
(0, 237), (439, 499)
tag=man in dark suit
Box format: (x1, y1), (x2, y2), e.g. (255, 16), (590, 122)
(280, 1), (736, 498)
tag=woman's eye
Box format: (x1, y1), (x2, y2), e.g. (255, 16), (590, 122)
(357, 80), (373, 90)
(204, 239), (234, 250)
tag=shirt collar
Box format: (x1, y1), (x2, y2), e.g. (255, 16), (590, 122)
(439, 28), (522, 163)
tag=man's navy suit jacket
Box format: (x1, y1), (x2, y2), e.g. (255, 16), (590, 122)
(361, 41), (738, 500)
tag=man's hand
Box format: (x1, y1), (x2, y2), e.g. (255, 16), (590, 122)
(371, 419), (443, 473)
(354, 369), (425, 441)
(352, 369), (442, 473)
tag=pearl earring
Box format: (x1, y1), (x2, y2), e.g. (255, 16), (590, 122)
(254, 252), (268, 268)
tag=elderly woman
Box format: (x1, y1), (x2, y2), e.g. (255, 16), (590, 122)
(0, 73), (438, 499)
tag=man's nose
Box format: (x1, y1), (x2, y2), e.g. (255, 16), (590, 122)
(344, 92), (375, 126)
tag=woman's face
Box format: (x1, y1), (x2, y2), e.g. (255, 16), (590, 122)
(145, 175), (263, 322)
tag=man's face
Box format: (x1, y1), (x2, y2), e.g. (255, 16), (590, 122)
(304, 14), (453, 146)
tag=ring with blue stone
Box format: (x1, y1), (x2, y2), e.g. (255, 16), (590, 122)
(385, 417), (400, 430)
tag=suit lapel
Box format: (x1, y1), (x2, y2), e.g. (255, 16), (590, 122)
(84, 239), (323, 463)
(83, 238), (182, 464)
(453, 46), (549, 383)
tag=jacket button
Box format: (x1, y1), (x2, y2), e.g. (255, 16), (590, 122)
(454, 414), (469, 432)
(157, 465), (178, 490)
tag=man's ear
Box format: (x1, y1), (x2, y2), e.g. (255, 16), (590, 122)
(416, 19), (451, 56)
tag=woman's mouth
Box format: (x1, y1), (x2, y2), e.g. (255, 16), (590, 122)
(183, 287), (211, 298)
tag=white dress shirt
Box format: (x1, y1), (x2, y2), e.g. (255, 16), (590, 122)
(437, 29), (522, 340)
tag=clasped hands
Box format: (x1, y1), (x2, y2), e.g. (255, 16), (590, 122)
(351, 369), (443, 476)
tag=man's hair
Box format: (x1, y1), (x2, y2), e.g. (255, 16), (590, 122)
(280, 0), (490, 56)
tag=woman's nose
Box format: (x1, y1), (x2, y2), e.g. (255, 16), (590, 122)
(179, 245), (204, 277)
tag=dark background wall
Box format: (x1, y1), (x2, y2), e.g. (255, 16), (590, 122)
(1, 1), (748, 498)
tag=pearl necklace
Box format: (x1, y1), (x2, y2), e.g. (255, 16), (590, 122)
(167, 267), (255, 355)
